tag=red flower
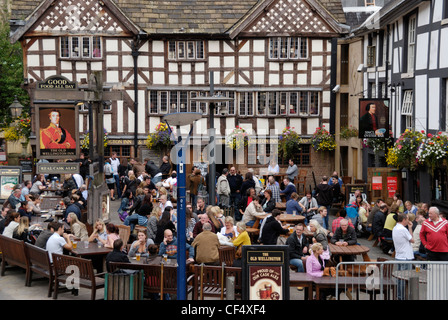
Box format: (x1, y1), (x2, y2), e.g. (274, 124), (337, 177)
(428, 133), (433, 138)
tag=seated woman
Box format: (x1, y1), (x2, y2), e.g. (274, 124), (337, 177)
(27, 194), (41, 215)
(220, 216), (239, 240)
(13, 216), (32, 243)
(232, 222), (251, 267)
(128, 229), (155, 258)
(285, 192), (303, 215)
(267, 160), (279, 175)
(88, 218), (108, 243)
(147, 206), (162, 242)
(66, 212), (89, 242)
(309, 219), (331, 262)
(104, 223), (120, 248)
(260, 189), (276, 213)
(154, 207), (176, 245)
(241, 196), (265, 227)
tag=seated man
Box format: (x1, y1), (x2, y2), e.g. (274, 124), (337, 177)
(46, 222), (73, 263)
(309, 206), (328, 230)
(330, 219), (357, 261)
(158, 229), (195, 261)
(280, 177), (297, 202)
(259, 209), (289, 245)
(191, 223), (220, 265)
(35, 221), (58, 249)
(106, 238), (130, 272)
(63, 196), (81, 221)
(331, 209), (354, 234)
(286, 223), (309, 272)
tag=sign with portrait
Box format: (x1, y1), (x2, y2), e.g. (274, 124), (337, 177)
(358, 99), (390, 139)
(242, 246), (289, 300)
(0, 167), (22, 200)
(36, 105), (79, 159)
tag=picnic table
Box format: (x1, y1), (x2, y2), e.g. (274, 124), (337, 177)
(40, 196), (63, 210)
(328, 243), (370, 263)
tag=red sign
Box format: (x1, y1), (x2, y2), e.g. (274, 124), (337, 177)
(372, 176), (382, 190)
(387, 176), (398, 198)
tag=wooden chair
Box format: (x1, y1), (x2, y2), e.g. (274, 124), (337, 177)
(109, 262), (192, 299)
(190, 264), (242, 300)
(52, 253), (106, 300)
(118, 225), (131, 245)
(218, 246), (236, 267)
(24, 243), (54, 297)
(296, 169), (307, 196)
(0, 234), (30, 285)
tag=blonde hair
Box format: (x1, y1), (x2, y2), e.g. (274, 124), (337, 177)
(135, 187), (144, 196)
(150, 206), (162, 219)
(311, 242), (323, 253)
(318, 206), (327, 213)
(67, 212), (86, 229)
(224, 216), (234, 225)
(236, 221), (246, 231)
(407, 213), (416, 222)
(94, 218), (106, 232)
(159, 187), (168, 196)
(210, 206), (224, 218)
(17, 216), (29, 236)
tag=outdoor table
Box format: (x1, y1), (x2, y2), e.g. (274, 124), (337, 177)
(71, 242), (112, 257)
(275, 202), (286, 210)
(278, 214), (305, 225)
(40, 196), (63, 210)
(328, 243), (370, 263)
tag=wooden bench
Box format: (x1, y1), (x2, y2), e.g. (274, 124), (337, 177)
(0, 234), (30, 285)
(190, 264), (242, 300)
(289, 272), (315, 300)
(52, 253), (106, 300)
(25, 243), (55, 297)
(109, 262), (192, 299)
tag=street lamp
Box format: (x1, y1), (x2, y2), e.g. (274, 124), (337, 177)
(190, 73), (232, 205)
(9, 95), (24, 118)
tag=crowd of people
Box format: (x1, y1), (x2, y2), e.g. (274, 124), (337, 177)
(2, 153), (448, 300)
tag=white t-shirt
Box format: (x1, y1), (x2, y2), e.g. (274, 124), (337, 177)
(392, 223), (414, 260)
(46, 233), (68, 263)
(72, 174), (83, 189)
(110, 158), (120, 175)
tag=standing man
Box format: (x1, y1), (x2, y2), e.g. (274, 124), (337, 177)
(420, 206), (448, 261)
(217, 168), (231, 209)
(392, 213), (414, 300)
(286, 159), (298, 182)
(159, 156), (171, 180)
(315, 176), (333, 231)
(227, 167), (243, 218)
(109, 152), (122, 199)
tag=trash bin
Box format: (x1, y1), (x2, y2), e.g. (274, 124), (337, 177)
(104, 269), (144, 300)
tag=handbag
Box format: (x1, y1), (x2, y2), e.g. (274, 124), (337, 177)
(323, 267), (336, 277)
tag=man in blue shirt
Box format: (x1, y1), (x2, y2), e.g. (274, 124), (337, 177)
(280, 177), (297, 202)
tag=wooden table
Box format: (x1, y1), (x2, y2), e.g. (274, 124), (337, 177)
(40, 196), (62, 210)
(328, 243), (370, 262)
(279, 214), (305, 225)
(289, 272), (315, 300)
(71, 242), (112, 257)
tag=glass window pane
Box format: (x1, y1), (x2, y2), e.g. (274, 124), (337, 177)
(299, 92), (308, 115)
(71, 37), (80, 58)
(82, 37), (90, 58)
(61, 37), (69, 58)
(289, 38), (299, 59)
(92, 36), (101, 58)
(180, 91), (188, 112)
(257, 92), (267, 115)
(300, 38), (308, 58)
(289, 92), (298, 115)
(228, 91), (235, 115)
(247, 93), (253, 116)
(280, 37), (288, 59)
(168, 41), (176, 60)
(149, 91), (158, 114)
(160, 91), (168, 113)
(280, 92), (287, 115)
(268, 92), (277, 115)
(239, 92), (246, 115)
(190, 92), (198, 113)
(270, 38), (279, 59)
(178, 42), (185, 59)
(196, 41), (204, 59)
(187, 41), (195, 59)
(310, 92), (319, 115)
(170, 91), (178, 112)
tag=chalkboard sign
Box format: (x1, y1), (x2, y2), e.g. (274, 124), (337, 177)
(19, 160), (33, 173)
(193, 162), (208, 176)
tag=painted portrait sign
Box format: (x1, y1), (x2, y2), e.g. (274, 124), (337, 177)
(37, 105), (79, 159)
(358, 99), (390, 139)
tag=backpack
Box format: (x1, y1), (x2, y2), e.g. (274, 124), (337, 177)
(345, 204), (359, 227)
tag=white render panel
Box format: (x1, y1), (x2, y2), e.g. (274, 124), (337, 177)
(418, 1), (430, 26)
(284, 73), (294, 85)
(196, 118), (208, 135)
(416, 33), (429, 70)
(182, 74), (191, 85)
(433, 0), (443, 23)
(322, 91), (330, 104)
(289, 119), (302, 135)
(209, 41), (220, 52)
(43, 54), (56, 67)
(153, 56), (164, 68)
(182, 63), (191, 72)
(76, 62), (87, 70)
(253, 40), (265, 52)
(253, 56), (265, 68)
(27, 55), (40, 67)
(253, 71), (264, 85)
(269, 62), (279, 71)
(209, 56), (220, 68)
(117, 101), (123, 133)
(297, 62), (307, 70)
(138, 55), (149, 68)
(153, 72), (165, 85)
(214, 118), (221, 135)
(257, 118), (269, 135)
(312, 39), (323, 52)
(393, 48), (400, 73)
(76, 73), (87, 82)
(428, 78), (440, 130)
(239, 40), (249, 53)
(223, 42), (234, 53)
(429, 30), (439, 70)
(104, 114), (112, 133)
(274, 118), (287, 133)
(44, 70), (57, 78)
(239, 56), (250, 67)
(239, 123), (253, 135)
(169, 63), (178, 72)
(152, 41), (164, 52)
(91, 61), (102, 71)
(322, 106), (330, 119)
(226, 117), (236, 133)
(169, 74), (178, 85)
(397, 19), (403, 41)
(28, 39), (39, 51)
(224, 56), (235, 68)
(311, 70), (322, 85)
(283, 63), (294, 71)
(415, 75), (427, 132)
(107, 55), (119, 67)
(196, 63), (205, 72)
(42, 39), (55, 51)
(225, 72), (235, 85)
(440, 28), (448, 69)
(127, 91), (135, 133)
(61, 61), (71, 70)
(108, 71), (119, 83)
(79, 114), (84, 133)
(297, 73), (307, 85)
(149, 116), (161, 133)
(307, 118), (319, 135)
(312, 55), (323, 67)
(106, 39), (119, 51)
(270, 73), (279, 86)
(196, 74), (205, 84)
(61, 73), (72, 81)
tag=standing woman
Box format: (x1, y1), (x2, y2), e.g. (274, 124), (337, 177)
(66, 212), (89, 242)
(240, 172), (256, 198)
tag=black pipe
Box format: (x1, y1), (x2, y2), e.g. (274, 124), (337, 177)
(132, 36), (140, 158)
(329, 38), (338, 135)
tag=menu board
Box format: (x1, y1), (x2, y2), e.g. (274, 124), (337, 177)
(0, 167), (22, 200)
(242, 246), (289, 300)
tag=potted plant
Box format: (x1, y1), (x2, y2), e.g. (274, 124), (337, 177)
(311, 126), (336, 151)
(278, 126), (302, 159)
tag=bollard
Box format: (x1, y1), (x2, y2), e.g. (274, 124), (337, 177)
(226, 276), (235, 300)
(409, 277), (419, 300)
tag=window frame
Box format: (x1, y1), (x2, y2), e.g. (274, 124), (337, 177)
(269, 37), (308, 60)
(167, 40), (206, 61)
(60, 36), (102, 59)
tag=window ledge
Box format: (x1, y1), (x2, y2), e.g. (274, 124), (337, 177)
(401, 72), (414, 79)
(441, 18), (448, 26)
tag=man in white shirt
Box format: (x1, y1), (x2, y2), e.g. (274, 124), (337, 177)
(158, 194), (173, 212)
(72, 173), (84, 190)
(392, 213), (414, 300)
(109, 152), (122, 198)
(46, 222), (72, 263)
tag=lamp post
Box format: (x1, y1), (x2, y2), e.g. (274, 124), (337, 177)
(190, 71), (231, 205)
(9, 96), (24, 118)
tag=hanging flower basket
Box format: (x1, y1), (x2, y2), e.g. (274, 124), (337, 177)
(311, 126), (336, 151)
(226, 126), (248, 150)
(145, 122), (172, 151)
(1, 112), (31, 142)
(416, 132), (448, 173)
(278, 127), (302, 159)
(80, 128), (109, 149)
(386, 129), (424, 171)
(340, 125), (359, 140)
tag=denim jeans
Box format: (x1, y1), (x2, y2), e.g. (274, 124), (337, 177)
(113, 175), (122, 198)
(118, 197), (129, 214)
(290, 258), (305, 272)
(230, 192), (241, 219)
(396, 259), (412, 300)
(124, 214), (139, 232)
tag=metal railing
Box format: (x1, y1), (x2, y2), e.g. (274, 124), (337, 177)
(333, 261), (448, 300)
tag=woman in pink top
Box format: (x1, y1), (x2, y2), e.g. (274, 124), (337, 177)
(104, 223), (120, 248)
(306, 243), (325, 277)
